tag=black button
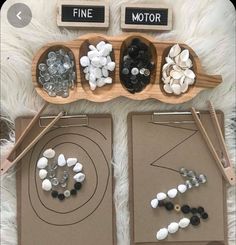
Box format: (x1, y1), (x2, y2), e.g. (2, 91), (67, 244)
(181, 205), (191, 214)
(201, 212), (209, 220)
(191, 207), (198, 214)
(74, 182), (82, 190)
(51, 190), (58, 198)
(190, 215), (200, 226)
(158, 200), (165, 207)
(58, 193), (65, 201)
(165, 202), (174, 211)
(70, 189), (77, 196)
(197, 206), (205, 214)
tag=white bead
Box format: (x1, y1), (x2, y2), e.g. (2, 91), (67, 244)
(107, 62), (115, 71)
(167, 188), (178, 199)
(163, 84), (173, 94)
(156, 228), (168, 240)
(67, 158), (77, 167)
(37, 157), (48, 169)
(80, 56), (90, 67)
(96, 41), (106, 51)
(88, 50), (99, 60)
(43, 148), (55, 159)
(94, 68), (102, 79)
(102, 68), (109, 77)
(97, 78), (106, 87)
(73, 162), (83, 173)
(179, 218), (190, 228)
(39, 169), (47, 180)
(171, 84), (182, 95)
(91, 57), (101, 67)
(64, 190), (71, 198)
(58, 154), (66, 167)
(168, 222), (179, 234)
(104, 77), (112, 84)
(156, 192), (167, 201)
(177, 184), (187, 193)
(131, 67), (139, 75)
(151, 198), (159, 208)
(73, 173), (86, 182)
(42, 179), (52, 191)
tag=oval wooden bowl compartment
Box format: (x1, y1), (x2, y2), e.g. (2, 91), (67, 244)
(32, 33), (222, 104)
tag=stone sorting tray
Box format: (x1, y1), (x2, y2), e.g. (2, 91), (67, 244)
(32, 33), (222, 104)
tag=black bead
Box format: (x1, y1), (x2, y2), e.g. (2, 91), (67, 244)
(70, 189), (77, 196)
(191, 208), (198, 214)
(74, 182), (82, 190)
(197, 207), (205, 214)
(128, 45), (139, 59)
(181, 205), (191, 214)
(58, 193), (65, 201)
(158, 200), (165, 207)
(51, 190), (58, 198)
(201, 212), (209, 219)
(190, 215), (201, 226)
(165, 202), (174, 211)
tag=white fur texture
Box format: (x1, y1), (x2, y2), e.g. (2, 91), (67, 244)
(1, 0), (235, 244)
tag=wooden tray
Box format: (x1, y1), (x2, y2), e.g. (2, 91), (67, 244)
(32, 33), (222, 104)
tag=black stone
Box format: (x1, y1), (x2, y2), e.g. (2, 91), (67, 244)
(128, 45), (139, 59)
(74, 182), (82, 190)
(165, 202), (174, 211)
(181, 205), (191, 214)
(197, 207), (205, 214)
(190, 215), (201, 226)
(58, 193), (65, 201)
(158, 200), (165, 207)
(191, 208), (198, 214)
(51, 190), (58, 198)
(201, 212), (209, 220)
(70, 189), (77, 196)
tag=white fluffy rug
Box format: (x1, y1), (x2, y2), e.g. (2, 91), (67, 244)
(1, 0), (235, 244)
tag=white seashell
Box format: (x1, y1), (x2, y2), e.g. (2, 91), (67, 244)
(73, 172), (86, 182)
(185, 77), (195, 85)
(67, 158), (77, 167)
(165, 56), (175, 64)
(43, 148), (55, 159)
(156, 228), (168, 240)
(156, 192), (167, 201)
(80, 56), (90, 67)
(177, 184), (187, 193)
(96, 41), (106, 51)
(58, 154), (66, 167)
(151, 198), (159, 208)
(163, 71), (167, 79)
(180, 49), (189, 62)
(39, 169), (47, 180)
(170, 70), (183, 80)
(169, 44), (181, 58)
(162, 63), (170, 72)
(184, 69), (195, 79)
(163, 76), (171, 84)
(164, 84), (173, 94)
(97, 78), (106, 87)
(104, 77), (112, 84)
(167, 188), (178, 198)
(181, 81), (189, 93)
(171, 84), (182, 95)
(91, 57), (101, 67)
(37, 157), (48, 169)
(88, 50), (99, 60)
(179, 218), (190, 228)
(173, 65), (182, 72)
(179, 76), (185, 85)
(168, 222), (179, 234)
(73, 162), (83, 173)
(89, 45), (96, 51)
(42, 179), (52, 191)
(186, 58), (193, 68)
(102, 67), (109, 77)
(107, 62), (116, 71)
(89, 81), (97, 91)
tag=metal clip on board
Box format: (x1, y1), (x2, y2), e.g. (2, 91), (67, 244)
(191, 102), (235, 186)
(0, 102), (64, 175)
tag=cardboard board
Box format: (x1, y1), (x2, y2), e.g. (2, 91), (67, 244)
(16, 114), (115, 245)
(128, 111), (227, 245)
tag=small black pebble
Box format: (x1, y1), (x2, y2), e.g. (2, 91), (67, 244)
(74, 182), (82, 190)
(197, 206), (205, 214)
(70, 189), (77, 196)
(165, 202), (174, 211)
(58, 193), (65, 201)
(190, 215), (201, 226)
(51, 190), (58, 198)
(191, 208), (198, 214)
(201, 212), (209, 219)
(181, 205), (191, 214)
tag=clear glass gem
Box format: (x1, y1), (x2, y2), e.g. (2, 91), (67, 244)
(198, 174), (207, 184)
(51, 178), (59, 186)
(38, 63), (47, 71)
(185, 180), (193, 189)
(179, 167), (188, 177)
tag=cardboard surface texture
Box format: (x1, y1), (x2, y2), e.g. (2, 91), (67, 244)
(128, 111), (227, 245)
(16, 114), (115, 245)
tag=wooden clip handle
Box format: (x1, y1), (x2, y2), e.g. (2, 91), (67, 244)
(1, 111), (64, 175)
(191, 107), (235, 185)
